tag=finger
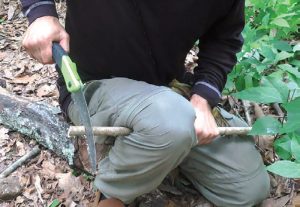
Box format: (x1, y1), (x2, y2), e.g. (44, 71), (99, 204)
(33, 43), (51, 64)
(59, 33), (70, 53)
(41, 44), (54, 64)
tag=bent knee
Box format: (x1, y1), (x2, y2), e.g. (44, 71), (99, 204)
(166, 125), (197, 151)
(132, 90), (197, 148)
(210, 169), (270, 207)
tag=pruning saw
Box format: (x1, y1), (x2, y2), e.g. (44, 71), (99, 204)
(52, 43), (97, 173)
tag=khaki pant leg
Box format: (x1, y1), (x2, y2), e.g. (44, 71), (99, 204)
(68, 78), (198, 204)
(180, 108), (270, 207)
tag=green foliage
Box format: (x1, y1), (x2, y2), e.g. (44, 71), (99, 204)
(225, 0), (300, 178)
(267, 161), (300, 178)
(48, 199), (60, 207)
(249, 116), (282, 135)
(274, 135), (292, 160)
(232, 87), (284, 103)
(0, 17), (5, 24)
(280, 98), (300, 133)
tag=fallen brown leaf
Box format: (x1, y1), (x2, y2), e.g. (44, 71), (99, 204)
(0, 126), (9, 146)
(292, 194), (300, 207)
(15, 195), (25, 205)
(36, 84), (56, 97)
(34, 175), (44, 204)
(0, 51), (7, 61)
(16, 141), (26, 156)
(56, 172), (83, 196)
(260, 195), (290, 207)
(7, 3), (15, 21)
(40, 160), (58, 178)
(9, 74), (38, 85)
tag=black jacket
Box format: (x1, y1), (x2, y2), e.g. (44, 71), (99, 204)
(21, 0), (245, 111)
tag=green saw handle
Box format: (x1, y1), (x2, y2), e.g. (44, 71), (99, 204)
(52, 43), (82, 92)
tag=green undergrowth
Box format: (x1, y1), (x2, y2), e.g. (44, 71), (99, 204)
(224, 0), (300, 177)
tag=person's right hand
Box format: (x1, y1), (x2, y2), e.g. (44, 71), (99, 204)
(22, 16), (70, 64)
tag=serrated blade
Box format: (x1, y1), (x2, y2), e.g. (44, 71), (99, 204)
(72, 90), (97, 173)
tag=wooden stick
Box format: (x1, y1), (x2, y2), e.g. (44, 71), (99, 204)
(242, 100), (252, 126)
(68, 126), (132, 137)
(68, 126), (252, 137)
(273, 103), (284, 117)
(218, 127), (252, 135)
(0, 146), (41, 178)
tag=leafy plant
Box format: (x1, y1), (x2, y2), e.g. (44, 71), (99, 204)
(225, 0), (300, 178)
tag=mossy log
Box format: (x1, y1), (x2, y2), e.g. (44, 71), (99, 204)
(0, 88), (75, 165)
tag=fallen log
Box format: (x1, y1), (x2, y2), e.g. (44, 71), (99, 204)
(0, 88), (75, 165)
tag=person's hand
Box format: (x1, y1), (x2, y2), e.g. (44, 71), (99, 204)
(190, 94), (219, 145)
(22, 16), (70, 64)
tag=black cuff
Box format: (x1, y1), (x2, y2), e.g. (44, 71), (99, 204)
(26, 4), (58, 24)
(191, 82), (221, 107)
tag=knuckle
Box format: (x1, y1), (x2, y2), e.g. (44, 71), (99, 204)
(64, 33), (70, 40)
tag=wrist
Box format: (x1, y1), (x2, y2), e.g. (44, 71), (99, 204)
(190, 94), (211, 110)
(24, 2), (58, 25)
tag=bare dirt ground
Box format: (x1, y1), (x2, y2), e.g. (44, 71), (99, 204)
(0, 1), (299, 206)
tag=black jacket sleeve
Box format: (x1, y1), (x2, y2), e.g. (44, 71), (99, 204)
(20, 0), (58, 24)
(191, 0), (245, 107)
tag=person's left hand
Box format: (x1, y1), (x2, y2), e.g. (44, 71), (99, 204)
(190, 94), (219, 145)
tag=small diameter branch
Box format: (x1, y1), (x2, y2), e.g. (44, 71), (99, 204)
(218, 127), (252, 135)
(242, 100), (252, 126)
(272, 103), (284, 118)
(0, 0), (3, 13)
(0, 146), (41, 178)
(68, 126), (252, 137)
(68, 126), (132, 137)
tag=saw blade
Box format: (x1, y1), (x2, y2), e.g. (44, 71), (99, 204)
(72, 90), (97, 173)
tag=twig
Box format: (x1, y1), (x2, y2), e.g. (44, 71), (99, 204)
(273, 103), (284, 118)
(0, 0), (3, 13)
(68, 126), (252, 137)
(0, 146), (41, 179)
(218, 127), (252, 135)
(93, 190), (101, 207)
(68, 126), (132, 137)
(242, 100), (252, 126)
(253, 103), (265, 118)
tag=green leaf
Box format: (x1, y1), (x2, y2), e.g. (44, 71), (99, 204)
(256, 64), (268, 73)
(48, 199), (60, 207)
(244, 75), (253, 89)
(276, 12), (297, 19)
(272, 40), (293, 52)
(294, 44), (300, 52)
(275, 51), (294, 62)
(249, 116), (281, 135)
(291, 134), (300, 162)
(291, 60), (300, 67)
(267, 160), (300, 178)
(260, 46), (276, 61)
(271, 18), (290, 28)
(274, 135), (292, 160)
(261, 13), (270, 26)
(278, 64), (300, 78)
(232, 87), (284, 103)
(280, 98), (300, 133)
(261, 73), (289, 102)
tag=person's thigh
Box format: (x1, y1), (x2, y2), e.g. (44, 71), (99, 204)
(68, 78), (198, 203)
(180, 108), (270, 207)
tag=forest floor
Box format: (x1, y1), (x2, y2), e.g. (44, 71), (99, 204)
(0, 0), (299, 207)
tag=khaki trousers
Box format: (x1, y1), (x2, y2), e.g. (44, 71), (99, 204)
(68, 78), (270, 206)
